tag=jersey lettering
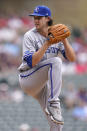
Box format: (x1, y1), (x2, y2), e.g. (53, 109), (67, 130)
(46, 47), (59, 54)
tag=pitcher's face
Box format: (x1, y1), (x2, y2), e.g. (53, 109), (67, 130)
(34, 16), (49, 31)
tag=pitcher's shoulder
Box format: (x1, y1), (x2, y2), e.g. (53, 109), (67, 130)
(24, 27), (37, 37)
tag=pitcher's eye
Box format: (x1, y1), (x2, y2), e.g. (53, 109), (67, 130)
(34, 16), (43, 20)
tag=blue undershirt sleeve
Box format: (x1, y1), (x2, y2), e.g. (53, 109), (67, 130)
(23, 51), (34, 68)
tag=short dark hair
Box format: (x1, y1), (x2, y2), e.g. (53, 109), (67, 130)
(48, 18), (53, 26)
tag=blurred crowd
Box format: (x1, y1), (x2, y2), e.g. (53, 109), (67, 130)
(62, 82), (87, 121)
(0, 14), (34, 73)
(0, 14), (87, 74)
(62, 27), (87, 75)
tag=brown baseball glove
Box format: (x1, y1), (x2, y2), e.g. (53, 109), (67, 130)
(47, 24), (70, 44)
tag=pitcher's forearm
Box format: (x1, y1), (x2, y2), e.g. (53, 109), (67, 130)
(32, 41), (49, 67)
(62, 39), (76, 62)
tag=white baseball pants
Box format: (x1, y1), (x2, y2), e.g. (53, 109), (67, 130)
(19, 57), (63, 131)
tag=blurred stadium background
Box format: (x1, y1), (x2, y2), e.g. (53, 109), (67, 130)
(0, 0), (87, 131)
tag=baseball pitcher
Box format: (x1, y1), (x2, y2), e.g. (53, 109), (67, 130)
(18, 5), (76, 131)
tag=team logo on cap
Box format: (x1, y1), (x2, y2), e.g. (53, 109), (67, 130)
(35, 7), (39, 13)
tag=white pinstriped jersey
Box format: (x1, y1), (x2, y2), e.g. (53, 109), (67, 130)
(18, 27), (66, 71)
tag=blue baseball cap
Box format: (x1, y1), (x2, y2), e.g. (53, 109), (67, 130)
(29, 5), (51, 17)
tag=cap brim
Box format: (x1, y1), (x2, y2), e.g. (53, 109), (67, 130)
(29, 13), (45, 17)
